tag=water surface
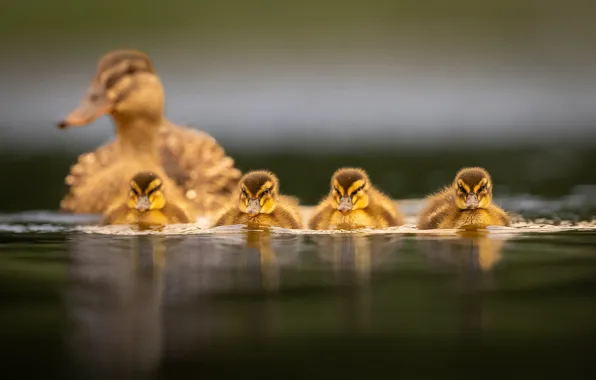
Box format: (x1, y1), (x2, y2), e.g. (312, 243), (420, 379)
(1, 202), (595, 378)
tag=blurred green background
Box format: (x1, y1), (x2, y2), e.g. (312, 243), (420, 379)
(1, 0), (595, 211)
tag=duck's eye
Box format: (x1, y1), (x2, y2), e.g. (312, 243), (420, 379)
(478, 184), (487, 192)
(260, 188), (271, 197)
(334, 187), (341, 195)
(130, 187), (139, 196)
(458, 185), (466, 193)
(350, 185), (364, 196)
(147, 185), (162, 196)
(241, 188), (249, 197)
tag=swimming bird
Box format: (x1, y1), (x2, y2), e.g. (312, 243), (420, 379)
(308, 167), (404, 230)
(58, 49), (241, 218)
(212, 170), (303, 229)
(103, 172), (190, 227)
(417, 167), (510, 229)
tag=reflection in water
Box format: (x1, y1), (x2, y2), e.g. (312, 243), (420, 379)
(10, 225), (592, 378)
(210, 227), (303, 293)
(67, 235), (166, 377)
(416, 231), (509, 340)
(64, 229), (514, 375)
(246, 229), (280, 291)
(66, 229), (304, 375)
(314, 233), (403, 284)
(313, 233), (404, 331)
(417, 230), (507, 273)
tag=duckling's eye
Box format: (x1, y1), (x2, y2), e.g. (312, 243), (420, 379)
(130, 187), (139, 196)
(147, 185), (162, 196)
(260, 188), (271, 197)
(241, 188), (249, 197)
(478, 184), (487, 192)
(349, 185), (364, 197)
(458, 185), (466, 193)
(334, 186), (341, 195)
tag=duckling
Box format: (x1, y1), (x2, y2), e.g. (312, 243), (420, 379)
(417, 167), (510, 229)
(309, 168), (404, 230)
(103, 172), (190, 227)
(58, 49), (241, 217)
(212, 171), (303, 229)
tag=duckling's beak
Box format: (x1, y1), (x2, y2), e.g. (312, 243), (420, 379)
(135, 195), (151, 212)
(246, 198), (261, 216)
(57, 83), (112, 129)
(338, 196), (353, 214)
(465, 194), (480, 209)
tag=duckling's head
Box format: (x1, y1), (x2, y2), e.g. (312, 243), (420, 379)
(127, 172), (166, 212)
(330, 168), (370, 214)
(238, 171), (279, 216)
(58, 49), (164, 128)
(453, 167), (493, 210)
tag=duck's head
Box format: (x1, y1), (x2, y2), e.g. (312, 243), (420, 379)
(58, 49), (164, 128)
(453, 167), (493, 210)
(238, 171), (279, 216)
(330, 168), (370, 214)
(127, 172), (166, 212)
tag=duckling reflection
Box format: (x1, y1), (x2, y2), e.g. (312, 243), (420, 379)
(416, 231), (508, 273)
(311, 233), (403, 331)
(66, 233), (242, 374)
(207, 229), (303, 337)
(65, 230), (306, 372)
(313, 234), (403, 283)
(246, 229), (279, 290)
(416, 232), (509, 340)
(210, 227), (303, 293)
(66, 234), (167, 376)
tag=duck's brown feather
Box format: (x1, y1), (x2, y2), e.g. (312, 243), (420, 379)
(60, 123), (240, 216)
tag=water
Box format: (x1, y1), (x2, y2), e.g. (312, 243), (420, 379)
(1, 199), (595, 379)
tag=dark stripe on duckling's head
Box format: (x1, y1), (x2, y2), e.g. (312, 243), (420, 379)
(128, 172), (166, 212)
(131, 172), (162, 194)
(454, 167), (493, 210)
(454, 167), (492, 193)
(331, 168), (370, 194)
(239, 171), (279, 197)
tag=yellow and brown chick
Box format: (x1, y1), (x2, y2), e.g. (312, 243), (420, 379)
(308, 168), (404, 230)
(58, 49), (240, 217)
(417, 167), (510, 229)
(103, 172), (190, 227)
(212, 171), (303, 229)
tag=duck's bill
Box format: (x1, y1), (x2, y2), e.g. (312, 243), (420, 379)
(465, 194), (480, 209)
(135, 196), (151, 212)
(57, 84), (112, 128)
(246, 199), (261, 216)
(338, 196), (353, 214)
